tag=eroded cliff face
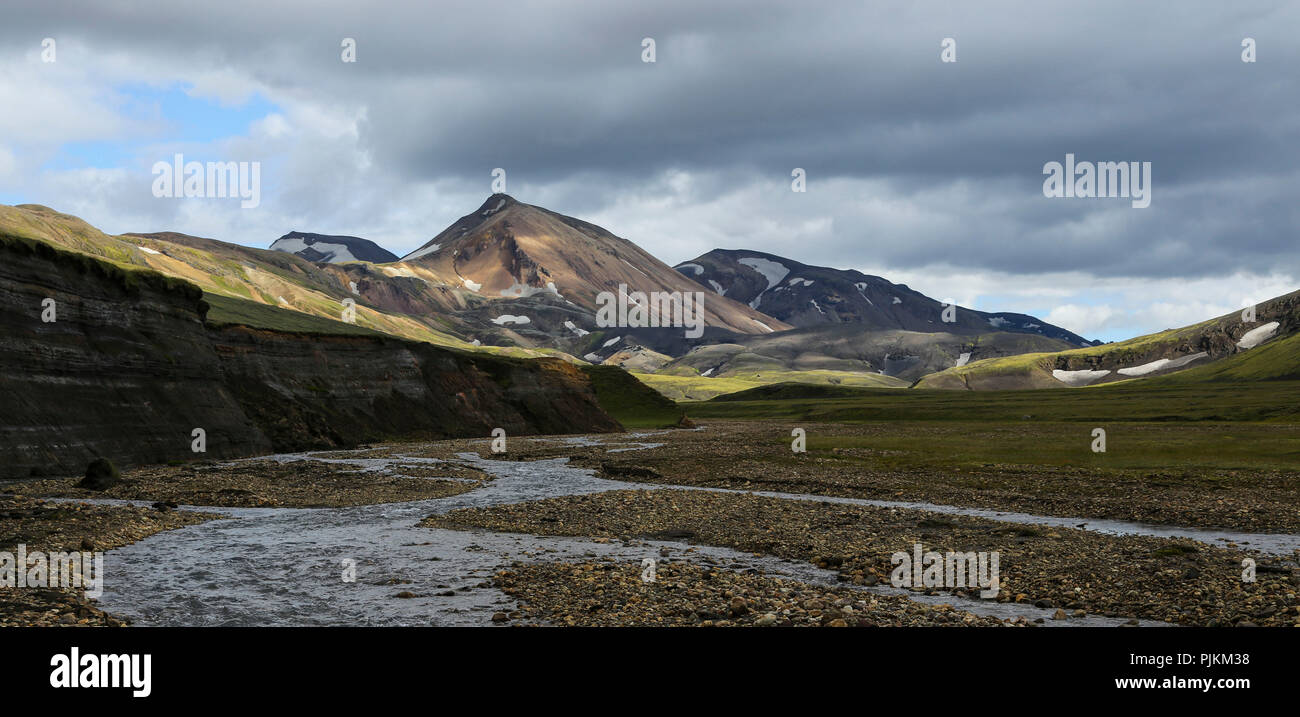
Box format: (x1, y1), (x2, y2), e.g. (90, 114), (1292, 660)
(210, 326), (620, 451)
(0, 236), (621, 478)
(0, 236), (272, 477)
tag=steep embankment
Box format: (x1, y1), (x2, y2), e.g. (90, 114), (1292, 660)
(212, 326), (621, 450)
(0, 233), (271, 476)
(0, 234), (624, 478)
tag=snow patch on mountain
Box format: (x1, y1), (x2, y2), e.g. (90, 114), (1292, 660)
(739, 256), (789, 309)
(1052, 368), (1110, 386)
(739, 257), (789, 289)
(500, 281), (563, 299)
(1237, 322), (1280, 349)
(616, 258), (652, 279)
(1117, 352), (1209, 377)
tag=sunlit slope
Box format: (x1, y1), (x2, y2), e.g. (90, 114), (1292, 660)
(916, 290), (1300, 390)
(633, 368), (908, 401)
(1151, 330), (1300, 383)
(0, 204), (482, 350)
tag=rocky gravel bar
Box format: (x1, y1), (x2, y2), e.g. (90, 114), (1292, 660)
(426, 489), (1300, 627)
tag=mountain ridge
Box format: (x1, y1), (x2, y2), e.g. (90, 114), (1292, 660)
(675, 248), (1096, 346)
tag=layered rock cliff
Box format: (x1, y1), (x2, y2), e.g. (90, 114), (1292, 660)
(0, 234), (621, 479)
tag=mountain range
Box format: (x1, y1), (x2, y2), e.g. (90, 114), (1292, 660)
(1, 195), (1294, 399)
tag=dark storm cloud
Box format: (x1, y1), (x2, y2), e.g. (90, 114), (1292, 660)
(2, 0), (1297, 280)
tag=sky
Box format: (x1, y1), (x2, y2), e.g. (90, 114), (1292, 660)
(1, 0), (1296, 342)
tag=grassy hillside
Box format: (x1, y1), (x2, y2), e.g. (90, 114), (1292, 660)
(0, 204), (481, 347)
(1154, 331), (1300, 383)
(916, 290), (1300, 390)
(658, 326), (1074, 386)
(635, 368), (907, 401)
(1, 229), (202, 301)
(204, 292), (388, 337)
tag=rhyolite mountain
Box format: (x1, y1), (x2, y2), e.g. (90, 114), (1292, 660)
(398, 194), (792, 344)
(675, 249), (1096, 347)
(270, 231), (399, 263)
